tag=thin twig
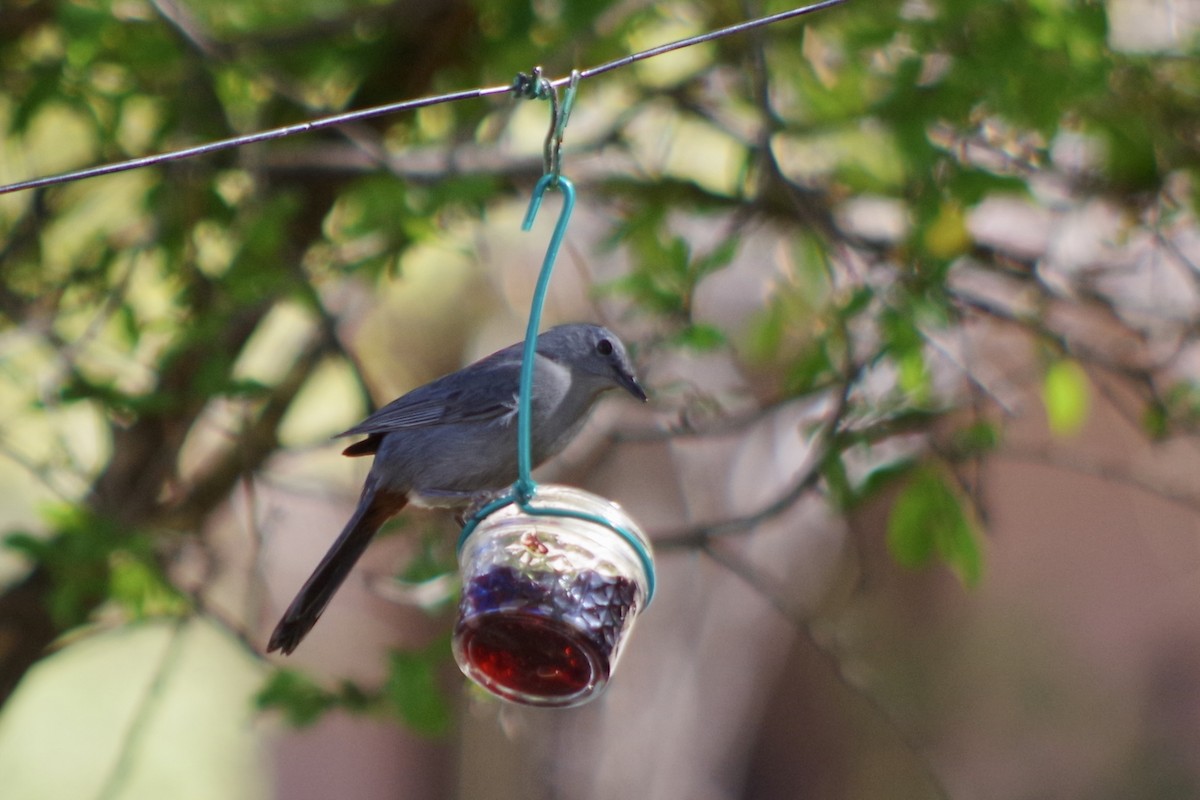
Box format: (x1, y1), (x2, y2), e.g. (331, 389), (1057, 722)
(190, 592), (272, 663)
(654, 363), (859, 549)
(149, 0), (395, 175)
(0, 434), (82, 501)
(700, 541), (951, 799)
(95, 618), (189, 800)
(997, 444), (1200, 516)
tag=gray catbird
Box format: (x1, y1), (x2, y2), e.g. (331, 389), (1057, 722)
(267, 323), (646, 654)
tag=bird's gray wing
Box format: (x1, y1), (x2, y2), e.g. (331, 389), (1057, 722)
(337, 360), (522, 439)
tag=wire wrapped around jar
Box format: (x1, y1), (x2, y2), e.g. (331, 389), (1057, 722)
(453, 485), (655, 707)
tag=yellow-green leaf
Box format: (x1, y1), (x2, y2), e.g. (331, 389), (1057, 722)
(923, 202), (971, 259)
(887, 465), (984, 587)
(1043, 359), (1091, 436)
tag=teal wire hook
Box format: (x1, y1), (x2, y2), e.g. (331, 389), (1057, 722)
(458, 72), (656, 603)
(505, 65), (581, 498)
(454, 173), (578, 536)
(514, 173), (576, 501)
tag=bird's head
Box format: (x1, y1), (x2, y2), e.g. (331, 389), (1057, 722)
(539, 324), (647, 402)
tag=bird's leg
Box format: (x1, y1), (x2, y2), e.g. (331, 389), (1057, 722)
(456, 487), (517, 526)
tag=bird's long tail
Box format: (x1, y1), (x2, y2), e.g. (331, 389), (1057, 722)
(267, 479), (408, 654)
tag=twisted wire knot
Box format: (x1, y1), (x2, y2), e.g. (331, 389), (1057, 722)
(511, 66), (553, 100)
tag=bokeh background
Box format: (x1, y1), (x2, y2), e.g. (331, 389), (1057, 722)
(1, 0), (1199, 798)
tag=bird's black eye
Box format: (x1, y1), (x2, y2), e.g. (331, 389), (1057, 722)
(596, 337), (614, 356)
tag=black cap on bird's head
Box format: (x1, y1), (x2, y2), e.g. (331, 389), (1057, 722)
(538, 324), (648, 402)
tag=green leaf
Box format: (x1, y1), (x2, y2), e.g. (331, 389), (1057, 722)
(1042, 359), (1091, 437)
(1095, 114), (1162, 192)
(897, 349), (932, 402)
(255, 669), (337, 728)
(887, 466), (983, 587)
(691, 236), (738, 279)
(922, 202), (971, 260)
(852, 458), (917, 509)
(4, 506), (140, 628)
(108, 552), (187, 619)
(783, 343), (833, 396)
(822, 454), (853, 510)
(603, 270), (686, 316)
(1142, 403), (1169, 440)
(385, 647), (451, 737)
(951, 421), (1002, 456)
(670, 323), (726, 351)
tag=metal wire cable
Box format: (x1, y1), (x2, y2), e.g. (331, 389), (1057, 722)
(0, 0), (846, 196)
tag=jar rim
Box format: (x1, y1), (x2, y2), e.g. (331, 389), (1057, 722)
(458, 483), (656, 603)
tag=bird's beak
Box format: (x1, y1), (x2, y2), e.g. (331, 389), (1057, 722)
(616, 367), (648, 402)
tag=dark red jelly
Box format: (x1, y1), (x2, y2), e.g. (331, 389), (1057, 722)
(458, 614), (598, 699)
(455, 565), (639, 705)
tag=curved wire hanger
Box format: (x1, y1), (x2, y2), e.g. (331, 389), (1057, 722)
(458, 74), (656, 600)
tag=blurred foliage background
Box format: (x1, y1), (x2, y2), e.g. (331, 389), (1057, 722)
(1, 0), (1200, 797)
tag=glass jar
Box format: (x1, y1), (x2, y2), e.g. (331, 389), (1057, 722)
(452, 485), (654, 707)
